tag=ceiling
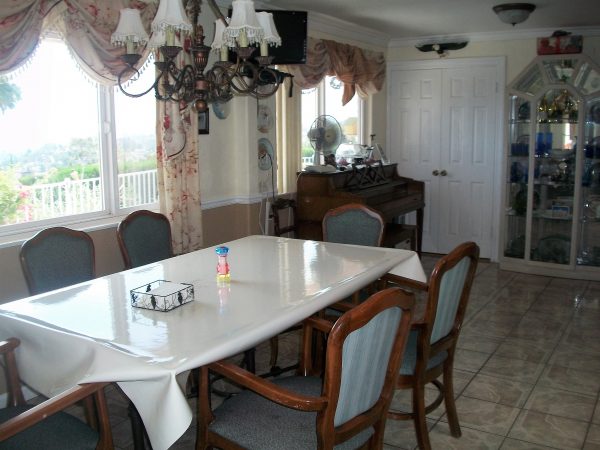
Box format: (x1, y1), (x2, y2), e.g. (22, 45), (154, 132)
(259, 0), (600, 41)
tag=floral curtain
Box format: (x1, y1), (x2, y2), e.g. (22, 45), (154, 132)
(0, 1), (155, 81)
(0, 1), (60, 74)
(285, 37), (386, 105)
(157, 100), (203, 254)
(0, 0), (204, 253)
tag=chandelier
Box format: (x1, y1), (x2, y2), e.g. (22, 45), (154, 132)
(111, 0), (287, 113)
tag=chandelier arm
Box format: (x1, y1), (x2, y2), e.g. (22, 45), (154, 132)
(155, 62), (196, 102)
(117, 66), (160, 98)
(206, 65), (234, 103)
(229, 60), (259, 94)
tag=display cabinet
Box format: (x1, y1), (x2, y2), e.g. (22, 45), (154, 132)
(502, 54), (600, 279)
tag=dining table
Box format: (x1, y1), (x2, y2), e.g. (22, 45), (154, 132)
(0, 235), (425, 450)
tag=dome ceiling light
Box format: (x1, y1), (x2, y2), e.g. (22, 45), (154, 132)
(493, 3), (536, 26)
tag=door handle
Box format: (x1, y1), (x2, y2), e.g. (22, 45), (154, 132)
(440, 170), (448, 176)
(432, 170), (439, 176)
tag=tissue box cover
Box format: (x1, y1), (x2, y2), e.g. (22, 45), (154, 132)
(130, 280), (194, 311)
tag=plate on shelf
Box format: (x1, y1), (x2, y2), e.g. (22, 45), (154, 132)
(549, 148), (575, 160)
(258, 138), (274, 171)
(257, 105), (273, 133)
(213, 101), (230, 120)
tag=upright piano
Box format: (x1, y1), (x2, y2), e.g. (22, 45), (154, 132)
(296, 163), (425, 252)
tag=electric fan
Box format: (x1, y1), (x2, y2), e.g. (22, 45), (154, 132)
(306, 115), (342, 172)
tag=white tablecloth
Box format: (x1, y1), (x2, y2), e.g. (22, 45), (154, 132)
(0, 235), (425, 450)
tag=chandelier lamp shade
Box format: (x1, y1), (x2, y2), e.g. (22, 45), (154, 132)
(111, 0), (286, 113)
(492, 3), (536, 26)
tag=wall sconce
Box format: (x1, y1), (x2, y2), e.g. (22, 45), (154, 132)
(493, 3), (536, 26)
(416, 41), (468, 57)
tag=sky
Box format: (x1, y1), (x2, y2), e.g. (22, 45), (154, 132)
(0, 39), (155, 158)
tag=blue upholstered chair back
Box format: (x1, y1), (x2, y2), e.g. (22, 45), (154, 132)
(118, 211), (173, 269)
(430, 256), (471, 344)
(334, 306), (403, 426)
(20, 227), (95, 295)
(323, 205), (384, 247)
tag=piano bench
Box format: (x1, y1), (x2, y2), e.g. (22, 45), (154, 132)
(383, 223), (418, 254)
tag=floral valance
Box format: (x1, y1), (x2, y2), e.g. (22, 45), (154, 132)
(0, 0), (157, 84)
(285, 37), (386, 105)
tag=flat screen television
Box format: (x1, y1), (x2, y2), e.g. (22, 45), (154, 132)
(226, 10), (307, 65)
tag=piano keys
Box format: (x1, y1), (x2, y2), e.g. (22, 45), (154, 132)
(296, 163), (424, 252)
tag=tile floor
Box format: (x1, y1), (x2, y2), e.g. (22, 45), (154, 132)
(71, 256), (600, 449)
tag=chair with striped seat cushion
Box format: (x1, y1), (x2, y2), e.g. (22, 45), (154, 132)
(381, 241), (479, 450)
(0, 338), (113, 450)
(197, 287), (415, 450)
(20, 227), (95, 295)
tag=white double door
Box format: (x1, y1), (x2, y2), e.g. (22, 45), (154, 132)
(387, 58), (505, 259)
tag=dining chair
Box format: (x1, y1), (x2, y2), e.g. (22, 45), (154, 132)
(271, 197), (297, 238)
(0, 338), (113, 450)
(117, 209), (173, 269)
(20, 226), (96, 295)
(380, 241), (479, 450)
(322, 203), (385, 247)
(196, 286), (415, 450)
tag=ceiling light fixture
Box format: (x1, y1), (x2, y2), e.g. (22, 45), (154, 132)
(111, 0), (288, 113)
(493, 3), (536, 26)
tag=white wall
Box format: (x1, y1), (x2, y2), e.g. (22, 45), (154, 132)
(388, 36), (600, 86)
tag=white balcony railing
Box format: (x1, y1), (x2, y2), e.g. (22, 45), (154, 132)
(118, 170), (158, 208)
(17, 170), (158, 223)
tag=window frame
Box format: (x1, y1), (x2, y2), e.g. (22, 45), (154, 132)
(312, 76), (367, 145)
(0, 38), (158, 241)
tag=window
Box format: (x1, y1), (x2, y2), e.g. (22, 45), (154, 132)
(0, 37), (157, 235)
(301, 75), (365, 169)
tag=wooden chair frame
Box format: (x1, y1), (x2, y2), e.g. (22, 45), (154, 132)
(271, 197), (297, 238)
(196, 288), (415, 450)
(380, 242), (479, 450)
(117, 209), (174, 269)
(322, 203), (385, 247)
(0, 338), (113, 449)
(20, 226), (96, 296)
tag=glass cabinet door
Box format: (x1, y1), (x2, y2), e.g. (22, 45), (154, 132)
(579, 99), (600, 267)
(530, 88), (577, 265)
(504, 95), (530, 259)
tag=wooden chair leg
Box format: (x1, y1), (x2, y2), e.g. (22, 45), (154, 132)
(269, 336), (279, 368)
(443, 358), (461, 438)
(82, 396), (97, 430)
(413, 383), (431, 450)
(94, 387), (114, 450)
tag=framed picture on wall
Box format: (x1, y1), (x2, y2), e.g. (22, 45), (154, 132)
(198, 110), (209, 135)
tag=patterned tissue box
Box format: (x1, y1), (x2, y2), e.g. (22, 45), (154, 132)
(130, 280), (194, 311)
